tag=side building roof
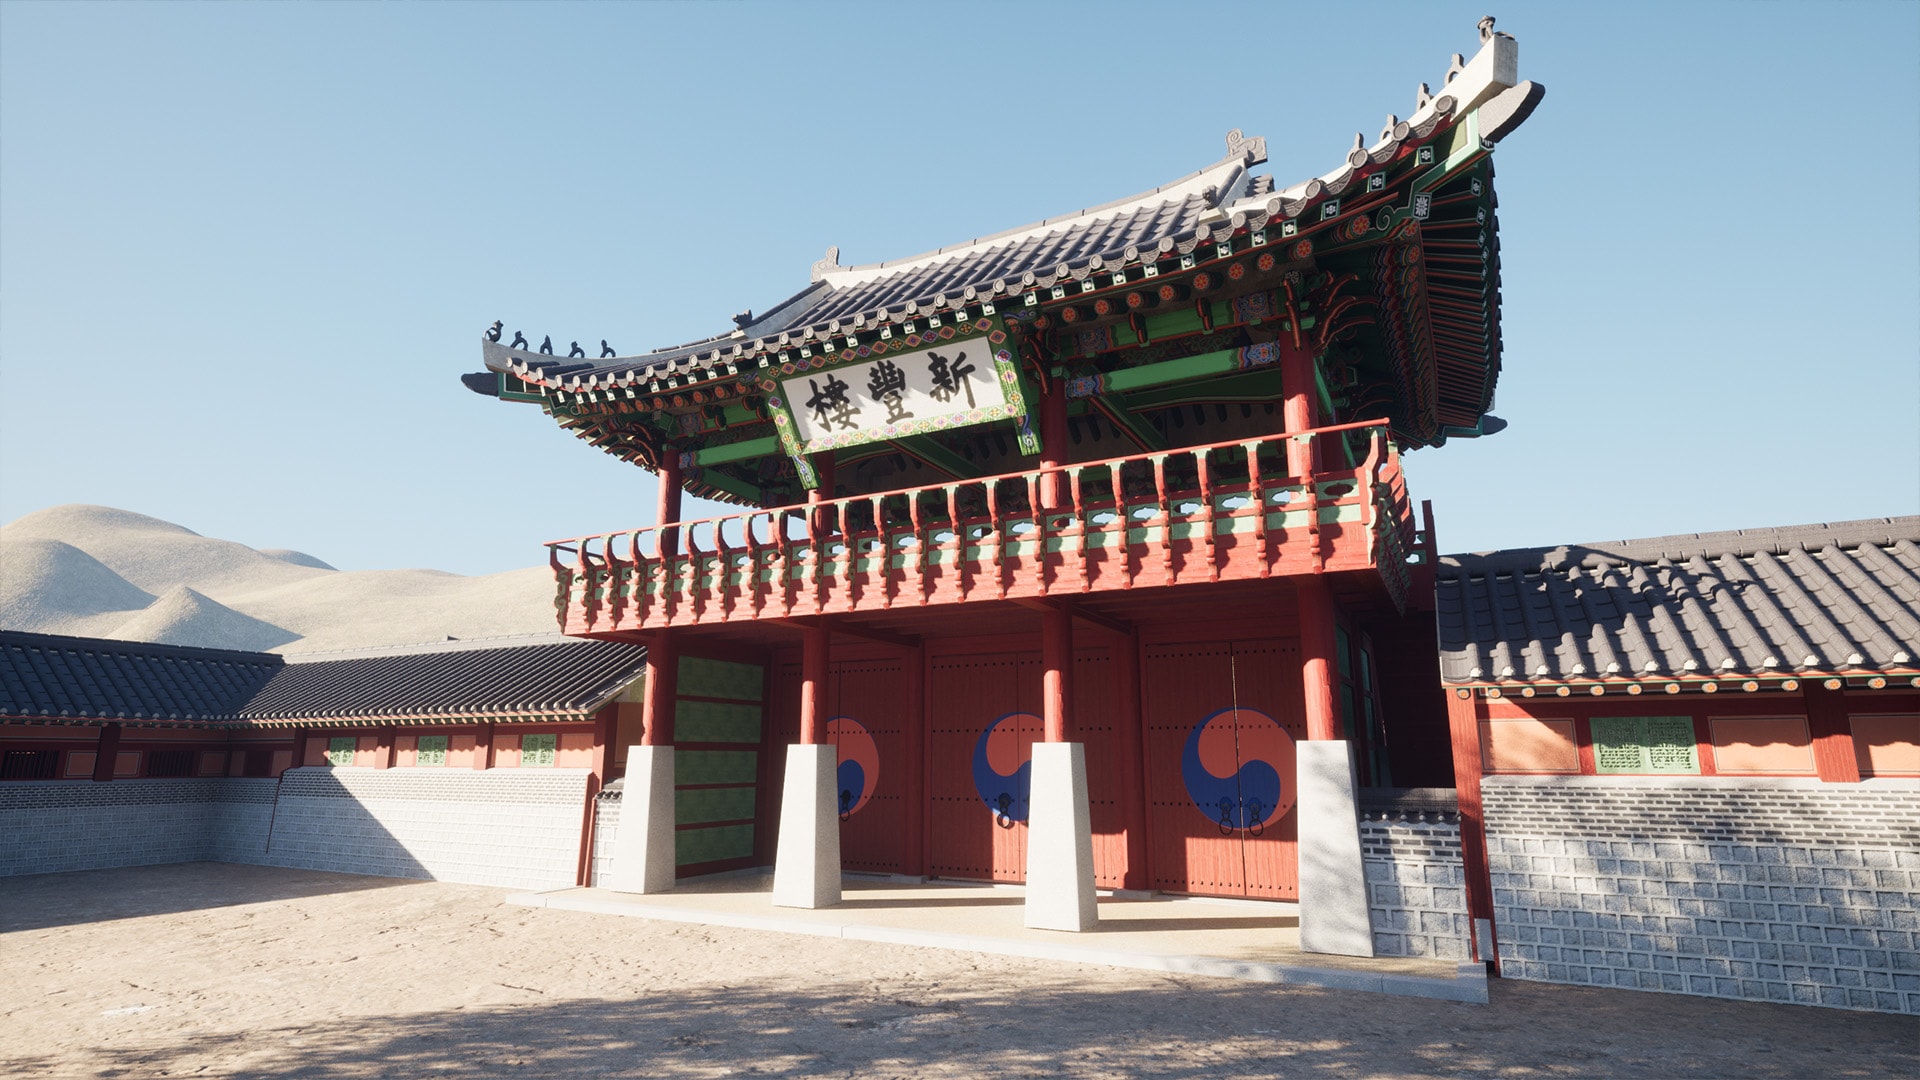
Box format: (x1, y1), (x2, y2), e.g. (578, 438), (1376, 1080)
(1435, 517), (1920, 688)
(0, 631), (648, 728)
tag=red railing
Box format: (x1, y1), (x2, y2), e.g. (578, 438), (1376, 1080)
(548, 420), (1421, 632)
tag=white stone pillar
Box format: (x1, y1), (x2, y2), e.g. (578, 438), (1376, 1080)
(1297, 739), (1376, 956)
(772, 742), (841, 908)
(607, 745), (677, 894)
(1023, 741), (1098, 931)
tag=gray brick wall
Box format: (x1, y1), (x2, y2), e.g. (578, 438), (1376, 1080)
(0, 779), (274, 877)
(1482, 775), (1920, 1015)
(1361, 812), (1471, 959)
(254, 767), (592, 891)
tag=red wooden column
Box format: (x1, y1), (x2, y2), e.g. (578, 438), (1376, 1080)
(1278, 334), (1319, 478)
(809, 452), (836, 535)
(576, 703), (618, 886)
(376, 728), (395, 769)
(1446, 689), (1499, 968)
(472, 723), (493, 770)
(1805, 681), (1862, 782)
(91, 723), (122, 782)
(1298, 580), (1342, 741)
(799, 625), (829, 745)
(641, 635), (679, 746)
(1039, 371), (1070, 509)
(1041, 607), (1074, 743)
(643, 450), (685, 747)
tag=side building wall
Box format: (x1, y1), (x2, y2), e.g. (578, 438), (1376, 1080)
(1482, 775), (1920, 1015)
(0, 778), (278, 876)
(1, 768), (594, 892)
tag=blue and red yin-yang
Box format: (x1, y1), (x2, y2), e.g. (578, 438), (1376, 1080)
(1181, 707), (1297, 831)
(828, 716), (880, 817)
(971, 711), (1042, 823)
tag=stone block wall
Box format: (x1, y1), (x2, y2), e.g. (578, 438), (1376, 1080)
(1482, 775), (1920, 1015)
(0, 779), (272, 876)
(588, 782), (621, 887)
(256, 768), (592, 891)
(1359, 789), (1471, 960)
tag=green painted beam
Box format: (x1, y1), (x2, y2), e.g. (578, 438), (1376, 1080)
(1088, 394), (1167, 451)
(694, 468), (765, 504)
(1118, 368), (1285, 409)
(695, 435), (782, 467)
(890, 435), (973, 480)
(1100, 347), (1242, 394)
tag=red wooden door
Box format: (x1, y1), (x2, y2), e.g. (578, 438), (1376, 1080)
(928, 651), (1039, 882)
(1141, 638), (1303, 899)
(828, 656), (905, 875)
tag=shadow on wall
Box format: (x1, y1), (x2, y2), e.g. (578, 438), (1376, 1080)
(0, 860), (409, 933)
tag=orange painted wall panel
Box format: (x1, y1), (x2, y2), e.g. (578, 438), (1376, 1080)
(447, 733), (478, 769)
(197, 751), (227, 776)
(113, 751), (140, 777)
(353, 736), (381, 767)
(1710, 716), (1815, 774)
(394, 735), (418, 767)
(557, 731), (596, 769)
(1851, 713), (1920, 776)
(303, 741), (329, 767)
(1479, 717), (1580, 773)
(66, 751), (96, 777)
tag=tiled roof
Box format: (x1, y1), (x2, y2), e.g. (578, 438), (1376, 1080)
(0, 631), (279, 723)
(478, 28), (1541, 397)
(0, 631), (647, 726)
(1435, 518), (1920, 684)
(246, 635), (647, 721)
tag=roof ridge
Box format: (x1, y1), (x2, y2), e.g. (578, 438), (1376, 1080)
(1439, 516), (1920, 577)
(279, 632), (632, 663)
(811, 146), (1263, 288)
(0, 629), (283, 666)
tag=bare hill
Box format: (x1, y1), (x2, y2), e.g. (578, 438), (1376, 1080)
(0, 538), (157, 637)
(110, 585), (302, 652)
(0, 505), (557, 653)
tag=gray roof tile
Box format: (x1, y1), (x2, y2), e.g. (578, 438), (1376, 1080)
(1435, 517), (1920, 683)
(0, 631), (647, 726)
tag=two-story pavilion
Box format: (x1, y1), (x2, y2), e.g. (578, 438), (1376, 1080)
(465, 21), (1542, 950)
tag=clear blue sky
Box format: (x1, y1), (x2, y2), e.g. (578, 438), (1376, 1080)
(3, 2), (1914, 575)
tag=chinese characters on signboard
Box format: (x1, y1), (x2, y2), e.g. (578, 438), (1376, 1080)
(780, 340), (1007, 447)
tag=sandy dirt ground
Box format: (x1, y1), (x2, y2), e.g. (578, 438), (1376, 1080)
(2, 864), (1914, 1079)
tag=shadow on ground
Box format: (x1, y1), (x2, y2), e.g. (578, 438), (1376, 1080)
(0, 861), (410, 932)
(8, 976), (1913, 1079)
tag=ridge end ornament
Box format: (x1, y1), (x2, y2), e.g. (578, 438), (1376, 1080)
(1224, 128), (1268, 165)
(485, 320), (503, 343)
(1478, 15), (1513, 43)
(810, 245), (842, 283)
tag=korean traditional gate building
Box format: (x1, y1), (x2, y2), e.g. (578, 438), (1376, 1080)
(464, 24), (1545, 951)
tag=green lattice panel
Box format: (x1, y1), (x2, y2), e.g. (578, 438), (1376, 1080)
(677, 749), (759, 786)
(677, 823), (755, 866)
(676, 786), (756, 826)
(674, 699), (763, 744)
(678, 656), (764, 701)
(1591, 716), (1699, 775)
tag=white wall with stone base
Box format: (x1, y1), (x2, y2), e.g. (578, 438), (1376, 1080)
(257, 768), (590, 890)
